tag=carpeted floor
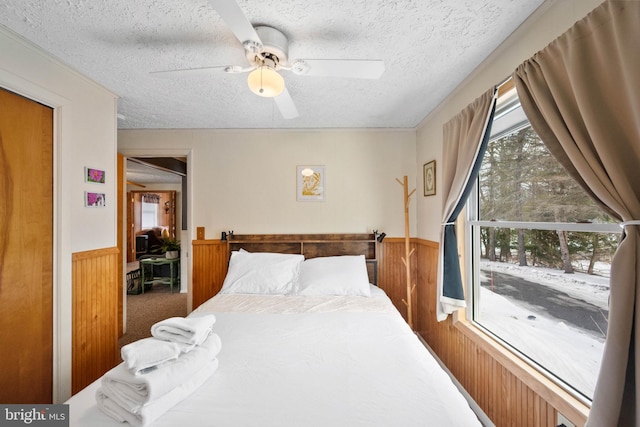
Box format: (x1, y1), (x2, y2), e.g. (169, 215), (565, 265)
(118, 283), (188, 349)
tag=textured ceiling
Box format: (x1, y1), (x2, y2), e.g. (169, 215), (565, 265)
(0, 0), (544, 129)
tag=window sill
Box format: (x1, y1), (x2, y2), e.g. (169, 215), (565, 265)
(452, 316), (590, 426)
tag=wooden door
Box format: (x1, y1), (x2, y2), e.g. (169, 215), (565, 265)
(0, 88), (53, 403)
(126, 191), (136, 262)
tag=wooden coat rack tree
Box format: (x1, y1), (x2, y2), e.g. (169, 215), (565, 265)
(396, 175), (416, 329)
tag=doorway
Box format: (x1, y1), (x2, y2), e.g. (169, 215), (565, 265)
(121, 155), (189, 340)
(0, 88), (54, 403)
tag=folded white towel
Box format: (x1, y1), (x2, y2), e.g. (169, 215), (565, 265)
(121, 337), (181, 375)
(101, 332), (222, 412)
(97, 358), (219, 427)
(151, 314), (216, 348)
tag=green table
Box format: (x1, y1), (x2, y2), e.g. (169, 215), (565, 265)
(140, 257), (180, 293)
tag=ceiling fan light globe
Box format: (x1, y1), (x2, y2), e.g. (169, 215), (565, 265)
(247, 66), (285, 98)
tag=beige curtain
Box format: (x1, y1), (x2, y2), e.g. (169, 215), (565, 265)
(437, 88), (496, 321)
(513, 1), (640, 425)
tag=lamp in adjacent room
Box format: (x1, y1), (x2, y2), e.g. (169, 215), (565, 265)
(247, 65), (285, 97)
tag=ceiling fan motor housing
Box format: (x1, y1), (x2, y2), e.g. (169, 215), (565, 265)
(246, 26), (289, 68)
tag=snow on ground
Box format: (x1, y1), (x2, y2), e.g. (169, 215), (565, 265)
(480, 260), (610, 310)
(478, 287), (603, 399)
(476, 260), (610, 399)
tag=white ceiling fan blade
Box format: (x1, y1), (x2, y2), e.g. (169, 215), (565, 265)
(274, 88), (299, 119)
(150, 66), (229, 77)
(291, 59), (385, 79)
(208, 0), (263, 52)
(151, 65), (256, 78)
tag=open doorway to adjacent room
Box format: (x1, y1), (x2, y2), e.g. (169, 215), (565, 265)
(120, 156), (189, 348)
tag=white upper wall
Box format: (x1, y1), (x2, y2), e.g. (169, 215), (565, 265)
(415, 0), (604, 242)
(118, 129), (417, 239)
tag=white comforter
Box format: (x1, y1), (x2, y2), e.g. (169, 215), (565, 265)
(68, 292), (480, 426)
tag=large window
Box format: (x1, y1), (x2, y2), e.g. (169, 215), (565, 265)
(466, 87), (620, 402)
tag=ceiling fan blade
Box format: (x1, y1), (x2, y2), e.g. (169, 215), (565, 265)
(274, 88), (299, 119)
(208, 0), (263, 52)
(291, 59), (385, 79)
(150, 66), (229, 77)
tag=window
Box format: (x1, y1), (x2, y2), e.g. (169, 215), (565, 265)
(141, 200), (158, 229)
(465, 86), (620, 402)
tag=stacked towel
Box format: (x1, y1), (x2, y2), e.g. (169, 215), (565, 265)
(121, 338), (181, 375)
(96, 360), (219, 427)
(103, 333), (222, 410)
(151, 314), (216, 351)
(96, 315), (221, 427)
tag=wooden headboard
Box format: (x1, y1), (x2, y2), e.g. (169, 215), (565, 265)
(226, 233), (379, 285)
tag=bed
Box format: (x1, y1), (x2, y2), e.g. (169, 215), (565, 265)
(67, 234), (481, 427)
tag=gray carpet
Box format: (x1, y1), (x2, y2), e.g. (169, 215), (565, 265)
(118, 283), (188, 349)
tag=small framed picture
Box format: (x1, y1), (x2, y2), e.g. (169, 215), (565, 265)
(423, 160), (436, 196)
(85, 191), (106, 207)
(85, 167), (105, 184)
(297, 165), (325, 202)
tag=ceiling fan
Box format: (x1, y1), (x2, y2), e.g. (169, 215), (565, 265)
(150, 0), (385, 119)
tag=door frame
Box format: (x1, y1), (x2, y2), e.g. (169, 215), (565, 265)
(0, 69), (71, 403)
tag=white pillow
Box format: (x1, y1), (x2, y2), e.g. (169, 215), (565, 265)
(220, 251), (304, 295)
(296, 255), (371, 297)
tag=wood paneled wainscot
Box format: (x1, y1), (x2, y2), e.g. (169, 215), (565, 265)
(72, 247), (120, 393)
(192, 239), (228, 309)
(376, 237), (419, 322)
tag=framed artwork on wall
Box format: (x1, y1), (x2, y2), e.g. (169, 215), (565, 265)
(423, 160), (436, 196)
(297, 165), (325, 201)
(85, 191), (106, 207)
(85, 167), (105, 184)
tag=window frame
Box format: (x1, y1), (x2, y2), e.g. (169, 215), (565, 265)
(462, 96), (621, 404)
